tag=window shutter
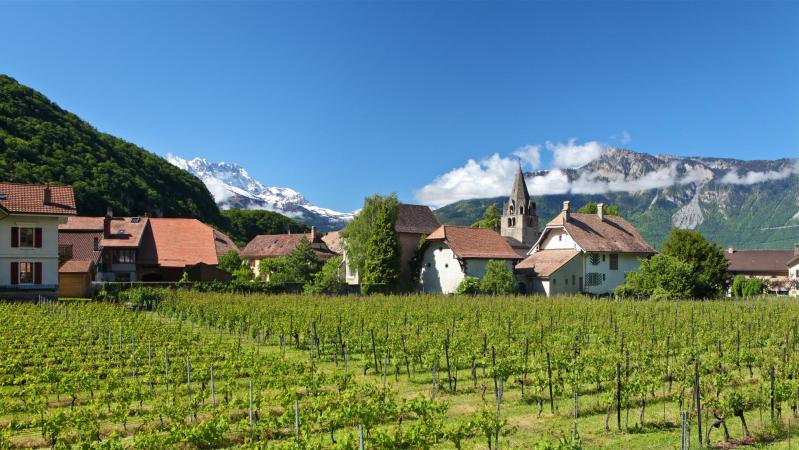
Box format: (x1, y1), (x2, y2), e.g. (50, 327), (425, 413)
(10, 262), (18, 284)
(34, 228), (43, 248)
(34, 262), (42, 285)
(10, 227), (18, 248)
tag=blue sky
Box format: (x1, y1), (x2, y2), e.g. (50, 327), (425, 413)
(2, 1), (797, 211)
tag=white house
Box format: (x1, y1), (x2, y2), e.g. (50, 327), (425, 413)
(516, 201), (655, 296)
(0, 183), (77, 298)
(788, 245), (799, 297)
(419, 225), (521, 294)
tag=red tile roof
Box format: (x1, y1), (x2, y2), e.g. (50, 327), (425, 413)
(59, 217), (104, 231)
(545, 212), (655, 254)
(58, 230), (102, 263)
(59, 260), (94, 274)
(395, 204), (440, 234)
(100, 217), (149, 248)
(724, 249), (794, 274)
(0, 183), (76, 216)
(426, 226), (520, 259)
(516, 249), (580, 277)
(322, 231), (344, 255)
(138, 218), (238, 268)
(241, 233), (337, 259)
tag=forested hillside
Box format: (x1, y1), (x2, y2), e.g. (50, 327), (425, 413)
(0, 75), (221, 223)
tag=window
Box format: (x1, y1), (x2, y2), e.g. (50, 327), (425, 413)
(572, 274), (576, 285)
(19, 227), (34, 248)
(586, 272), (602, 287)
(602, 254), (606, 262)
(558, 234), (562, 242)
(93, 237), (100, 252)
(589, 253), (601, 266)
(113, 249), (135, 264)
(565, 278), (568, 285)
(18, 262), (34, 284)
(552, 279), (556, 285)
(115, 272), (131, 282)
(610, 253), (619, 270)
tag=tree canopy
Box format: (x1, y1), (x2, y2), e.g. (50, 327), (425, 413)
(480, 260), (517, 295)
(470, 204), (501, 231)
(258, 237), (322, 284)
(662, 229), (729, 298)
(578, 202), (620, 216)
(341, 194), (400, 279)
(361, 199), (401, 291)
(615, 254), (695, 299)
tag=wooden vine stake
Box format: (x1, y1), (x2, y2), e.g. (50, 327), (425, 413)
(695, 359), (702, 448)
(210, 367), (215, 407)
(248, 380), (254, 438)
(546, 351), (554, 414)
(294, 399), (300, 443)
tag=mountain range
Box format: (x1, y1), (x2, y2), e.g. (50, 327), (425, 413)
(166, 155), (354, 231)
(435, 149), (799, 249)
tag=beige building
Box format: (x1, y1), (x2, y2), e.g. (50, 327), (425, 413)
(0, 183), (77, 298)
(724, 247), (795, 295)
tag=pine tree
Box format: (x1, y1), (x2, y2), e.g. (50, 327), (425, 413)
(361, 201), (401, 292)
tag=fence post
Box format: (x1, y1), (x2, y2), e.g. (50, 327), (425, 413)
(249, 380), (254, 438)
(294, 399), (300, 442)
(358, 423), (365, 450)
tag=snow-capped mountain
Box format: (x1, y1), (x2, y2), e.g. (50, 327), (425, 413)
(167, 155), (354, 231)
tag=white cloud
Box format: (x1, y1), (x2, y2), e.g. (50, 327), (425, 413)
(414, 153), (520, 208)
(621, 131), (632, 145)
(719, 163), (799, 185)
(528, 170), (571, 196)
(513, 144), (541, 169)
(547, 139), (605, 168)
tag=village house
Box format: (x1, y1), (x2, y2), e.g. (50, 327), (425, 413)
(0, 182), (77, 298)
(241, 227), (337, 280)
(419, 225), (521, 294)
(724, 246), (796, 295)
(58, 210), (238, 292)
(788, 245), (799, 297)
(516, 201), (656, 296)
(340, 204), (441, 286)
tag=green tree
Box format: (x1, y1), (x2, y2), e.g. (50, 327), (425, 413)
(361, 201), (401, 292)
(305, 256), (344, 294)
(217, 250), (243, 274)
(480, 260), (516, 294)
(341, 194), (400, 278)
(220, 209), (308, 246)
(615, 254), (694, 299)
(258, 237), (322, 284)
(741, 277), (764, 296)
(471, 204), (501, 231)
(731, 275), (746, 297)
(455, 276), (482, 294)
(662, 229), (729, 298)
(578, 202), (619, 216)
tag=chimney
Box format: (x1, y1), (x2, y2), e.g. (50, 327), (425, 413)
(310, 226), (317, 242)
(43, 183), (51, 205)
(728, 247), (734, 254)
(562, 200), (570, 223)
(103, 207), (113, 239)
(597, 202), (605, 222)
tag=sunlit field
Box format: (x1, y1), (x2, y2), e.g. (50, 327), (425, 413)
(2, 293), (799, 449)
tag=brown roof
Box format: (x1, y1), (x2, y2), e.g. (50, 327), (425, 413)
(724, 250), (794, 274)
(426, 226), (520, 259)
(0, 183), (76, 216)
(395, 204), (440, 234)
(545, 212), (655, 254)
(59, 230), (102, 263)
(100, 217), (149, 248)
(504, 236), (531, 257)
(322, 231), (344, 255)
(59, 217), (104, 231)
(59, 259), (94, 274)
(241, 233), (337, 259)
(516, 249), (580, 277)
(138, 218), (238, 268)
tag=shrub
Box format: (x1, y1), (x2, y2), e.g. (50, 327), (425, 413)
(742, 277), (765, 296)
(456, 277), (482, 295)
(615, 254), (694, 299)
(662, 229), (729, 298)
(480, 260), (516, 295)
(305, 256), (344, 294)
(121, 287), (173, 310)
(731, 275), (746, 297)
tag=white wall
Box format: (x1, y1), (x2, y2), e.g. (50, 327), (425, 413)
(538, 227), (578, 251)
(581, 252), (644, 295)
(419, 243), (464, 294)
(0, 214), (63, 288)
(546, 254), (583, 295)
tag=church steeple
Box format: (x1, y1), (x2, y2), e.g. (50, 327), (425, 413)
(501, 162), (539, 252)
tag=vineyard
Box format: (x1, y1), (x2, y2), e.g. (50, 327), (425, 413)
(1, 293), (799, 449)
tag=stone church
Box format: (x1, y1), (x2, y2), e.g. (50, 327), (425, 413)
(501, 163), (540, 256)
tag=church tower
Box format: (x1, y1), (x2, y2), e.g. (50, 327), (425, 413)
(501, 162), (539, 252)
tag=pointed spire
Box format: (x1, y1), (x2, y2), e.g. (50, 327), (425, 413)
(509, 161), (530, 207)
